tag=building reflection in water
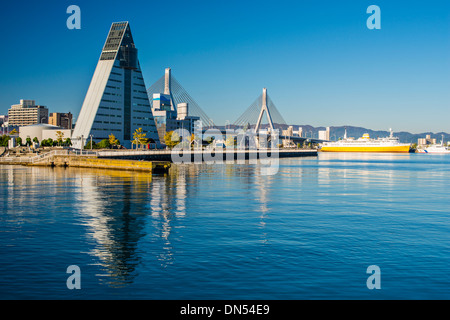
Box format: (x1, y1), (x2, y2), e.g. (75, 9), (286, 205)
(254, 171), (273, 246)
(0, 162), (276, 289)
(74, 169), (153, 287)
(73, 165), (200, 287)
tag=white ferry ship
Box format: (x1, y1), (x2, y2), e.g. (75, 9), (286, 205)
(320, 128), (412, 153)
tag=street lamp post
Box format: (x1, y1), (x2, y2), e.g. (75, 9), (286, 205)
(90, 134), (93, 151)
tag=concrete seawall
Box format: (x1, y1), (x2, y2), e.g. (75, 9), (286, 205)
(1, 148), (316, 172)
(30, 155), (171, 173)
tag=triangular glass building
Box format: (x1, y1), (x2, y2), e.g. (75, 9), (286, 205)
(72, 22), (160, 149)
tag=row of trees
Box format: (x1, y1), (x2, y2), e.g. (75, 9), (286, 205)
(83, 129), (156, 150)
(163, 131), (200, 149)
(84, 134), (120, 150)
(163, 131), (234, 150)
(40, 137), (72, 147)
(0, 130), (72, 148)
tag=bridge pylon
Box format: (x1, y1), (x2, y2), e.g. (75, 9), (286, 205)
(255, 88), (275, 133)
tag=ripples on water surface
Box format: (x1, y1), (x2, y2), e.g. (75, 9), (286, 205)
(0, 153), (449, 299)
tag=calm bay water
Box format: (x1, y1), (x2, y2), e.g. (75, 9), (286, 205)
(0, 153), (449, 299)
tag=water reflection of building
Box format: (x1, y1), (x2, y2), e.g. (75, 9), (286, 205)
(75, 170), (152, 287)
(1, 162), (276, 288)
(149, 165), (200, 267)
(254, 172), (274, 246)
(72, 164), (202, 284)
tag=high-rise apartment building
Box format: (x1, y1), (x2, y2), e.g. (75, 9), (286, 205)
(7, 100), (48, 126)
(72, 22), (160, 148)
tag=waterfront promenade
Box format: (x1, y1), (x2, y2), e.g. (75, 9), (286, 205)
(0, 149), (171, 173)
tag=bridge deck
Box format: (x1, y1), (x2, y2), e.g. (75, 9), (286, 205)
(98, 149), (318, 162)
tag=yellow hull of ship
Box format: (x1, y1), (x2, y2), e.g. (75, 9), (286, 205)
(320, 145), (411, 153)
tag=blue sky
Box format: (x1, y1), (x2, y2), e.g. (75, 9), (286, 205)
(0, 0), (449, 133)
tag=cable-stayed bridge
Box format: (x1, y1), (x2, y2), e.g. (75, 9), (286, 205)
(233, 88), (287, 132)
(147, 70), (328, 145)
(232, 88), (329, 145)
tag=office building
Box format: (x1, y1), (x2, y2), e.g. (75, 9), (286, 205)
(8, 100), (48, 127)
(49, 112), (73, 129)
(72, 22), (160, 149)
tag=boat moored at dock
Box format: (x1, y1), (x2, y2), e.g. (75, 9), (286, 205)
(417, 135), (450, 154)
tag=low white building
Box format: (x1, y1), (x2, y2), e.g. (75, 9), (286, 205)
(19, 123), (72, 142)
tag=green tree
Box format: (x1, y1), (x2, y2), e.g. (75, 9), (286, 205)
(164, 131), (180, 149)
(15, 137), (22, 146)
(41, 138), (52, 147)
(205, 136), (214, 144)
(96, 139), (111, 149)
(25, 137), (32, 146)
(0, 135), (11, 147)
(33, 137), (39, 144)
(84, 140), (96, 149)
(109, 133), (119, 147)
(132, 128), (148, 149)
(55, 131), (64, 146)
(225, 136), (235, 148)
(63, 138), (72, 146)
